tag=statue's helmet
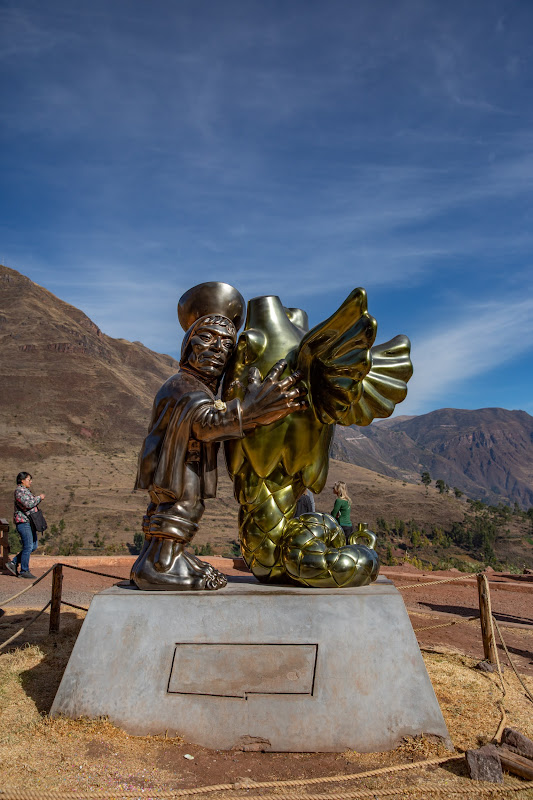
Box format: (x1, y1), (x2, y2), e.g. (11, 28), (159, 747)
(178, 282), (245, 364)
(178, 282), (245, 332)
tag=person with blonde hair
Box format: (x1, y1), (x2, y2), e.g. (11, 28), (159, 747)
(332, 481), (353, 543)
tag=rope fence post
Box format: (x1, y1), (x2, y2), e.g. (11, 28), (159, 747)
(0, 518), (10, 569)
(49, 563), (63, 633)
(477, 572), (497, 664)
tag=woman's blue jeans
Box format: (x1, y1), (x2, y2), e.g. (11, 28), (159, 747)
(13, 522), (38, 573)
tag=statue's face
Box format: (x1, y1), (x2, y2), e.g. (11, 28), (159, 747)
(188, 322), (235, 378)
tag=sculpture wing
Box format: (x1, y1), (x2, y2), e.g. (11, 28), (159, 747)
(296, 288), (412, 426)
(338, 335), (413, 426)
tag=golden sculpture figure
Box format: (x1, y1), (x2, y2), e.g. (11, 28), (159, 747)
(222, 288), (412, 588)
(132, 282), (412, 591)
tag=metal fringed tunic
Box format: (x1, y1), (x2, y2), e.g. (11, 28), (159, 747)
(135, 370), (244, 500)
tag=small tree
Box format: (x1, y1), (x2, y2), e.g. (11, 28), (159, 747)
(194, 542), (213, 556)
(132, 531), (144, 553)
(436, 479), (447, 494)
(89, 531), (107, 549)
(453, 487), (463, 498)
(222, 540), (242, 559)
(376, 516), (389, 533)
(421, 471), (431, 494)
(58, 533), (83, 556)
(229, 539), (241, 557)
(411, 529), (421, 548)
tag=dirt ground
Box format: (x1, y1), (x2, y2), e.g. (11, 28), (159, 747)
(381, 564), (533, 676)
(1, 559), (532, 797)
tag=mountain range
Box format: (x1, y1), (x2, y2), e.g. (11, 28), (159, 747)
(332, 407), (533, 509)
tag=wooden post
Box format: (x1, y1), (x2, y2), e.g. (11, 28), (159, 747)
(49, 564), (63, 633)
(0, 518), (9, 569)
(477, 572), (497, 664)
(498, 747), (533, 780)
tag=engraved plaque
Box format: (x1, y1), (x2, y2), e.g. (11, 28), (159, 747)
(167, 643), (317, 697)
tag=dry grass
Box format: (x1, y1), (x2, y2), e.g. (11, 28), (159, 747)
(1, 605), (532, 796)
(427, 649), (533, 748)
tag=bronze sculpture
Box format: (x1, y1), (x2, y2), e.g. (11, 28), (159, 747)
(131, 282), (307, 590)
(132, 283), (412, 591)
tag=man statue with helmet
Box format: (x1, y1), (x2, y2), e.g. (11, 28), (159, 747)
(131, 281), (307, 591)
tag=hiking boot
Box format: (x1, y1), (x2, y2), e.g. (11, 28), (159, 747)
(19, 571), (36, 579)
(5, 561), (18, 577)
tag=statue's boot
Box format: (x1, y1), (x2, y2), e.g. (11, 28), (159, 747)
(130, 508), (226, 591)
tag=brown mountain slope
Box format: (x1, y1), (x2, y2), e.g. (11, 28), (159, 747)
(333, 407), (533, 509)
(0, 264), (179, 456)
(0, 263), (180, 543)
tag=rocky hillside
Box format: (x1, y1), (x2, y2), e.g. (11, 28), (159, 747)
(332, 407), (533, 509)
(0, 264), (179, 458)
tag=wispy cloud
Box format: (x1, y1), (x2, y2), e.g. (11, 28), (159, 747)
(399, 293), (533, 415)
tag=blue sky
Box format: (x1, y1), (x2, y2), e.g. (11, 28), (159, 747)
(1, 0), (532, 416)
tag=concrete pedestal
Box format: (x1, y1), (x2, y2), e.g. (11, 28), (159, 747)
(51, 576), (450, 752)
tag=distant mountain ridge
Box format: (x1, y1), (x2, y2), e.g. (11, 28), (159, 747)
(332, 407), (533, 509)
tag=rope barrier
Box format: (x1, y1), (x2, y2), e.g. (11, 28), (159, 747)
(0, 562), (123, 611)
(216, 783), (533, 800)
(0, 756), (463, 798)
(483, 589), (530, 745)
(413, 615), (479, 632)
(487, 580), (507, 698)
(60, 600), (89, 612)
(0, 564), (55, 606)
(0, 561), (113, 648)
(0, 601), (51, 652)
(397, 573), (481, 590)
(56, 563), (125, 581)
(1, 777), (532, 800)
(492, 614), (533, 705)
(214, 783), (533, 800)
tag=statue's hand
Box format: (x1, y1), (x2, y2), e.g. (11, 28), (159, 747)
(241, 359), (308, 429)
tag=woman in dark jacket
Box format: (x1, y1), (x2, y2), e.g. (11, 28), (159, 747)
(6, 472), (45, 579)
